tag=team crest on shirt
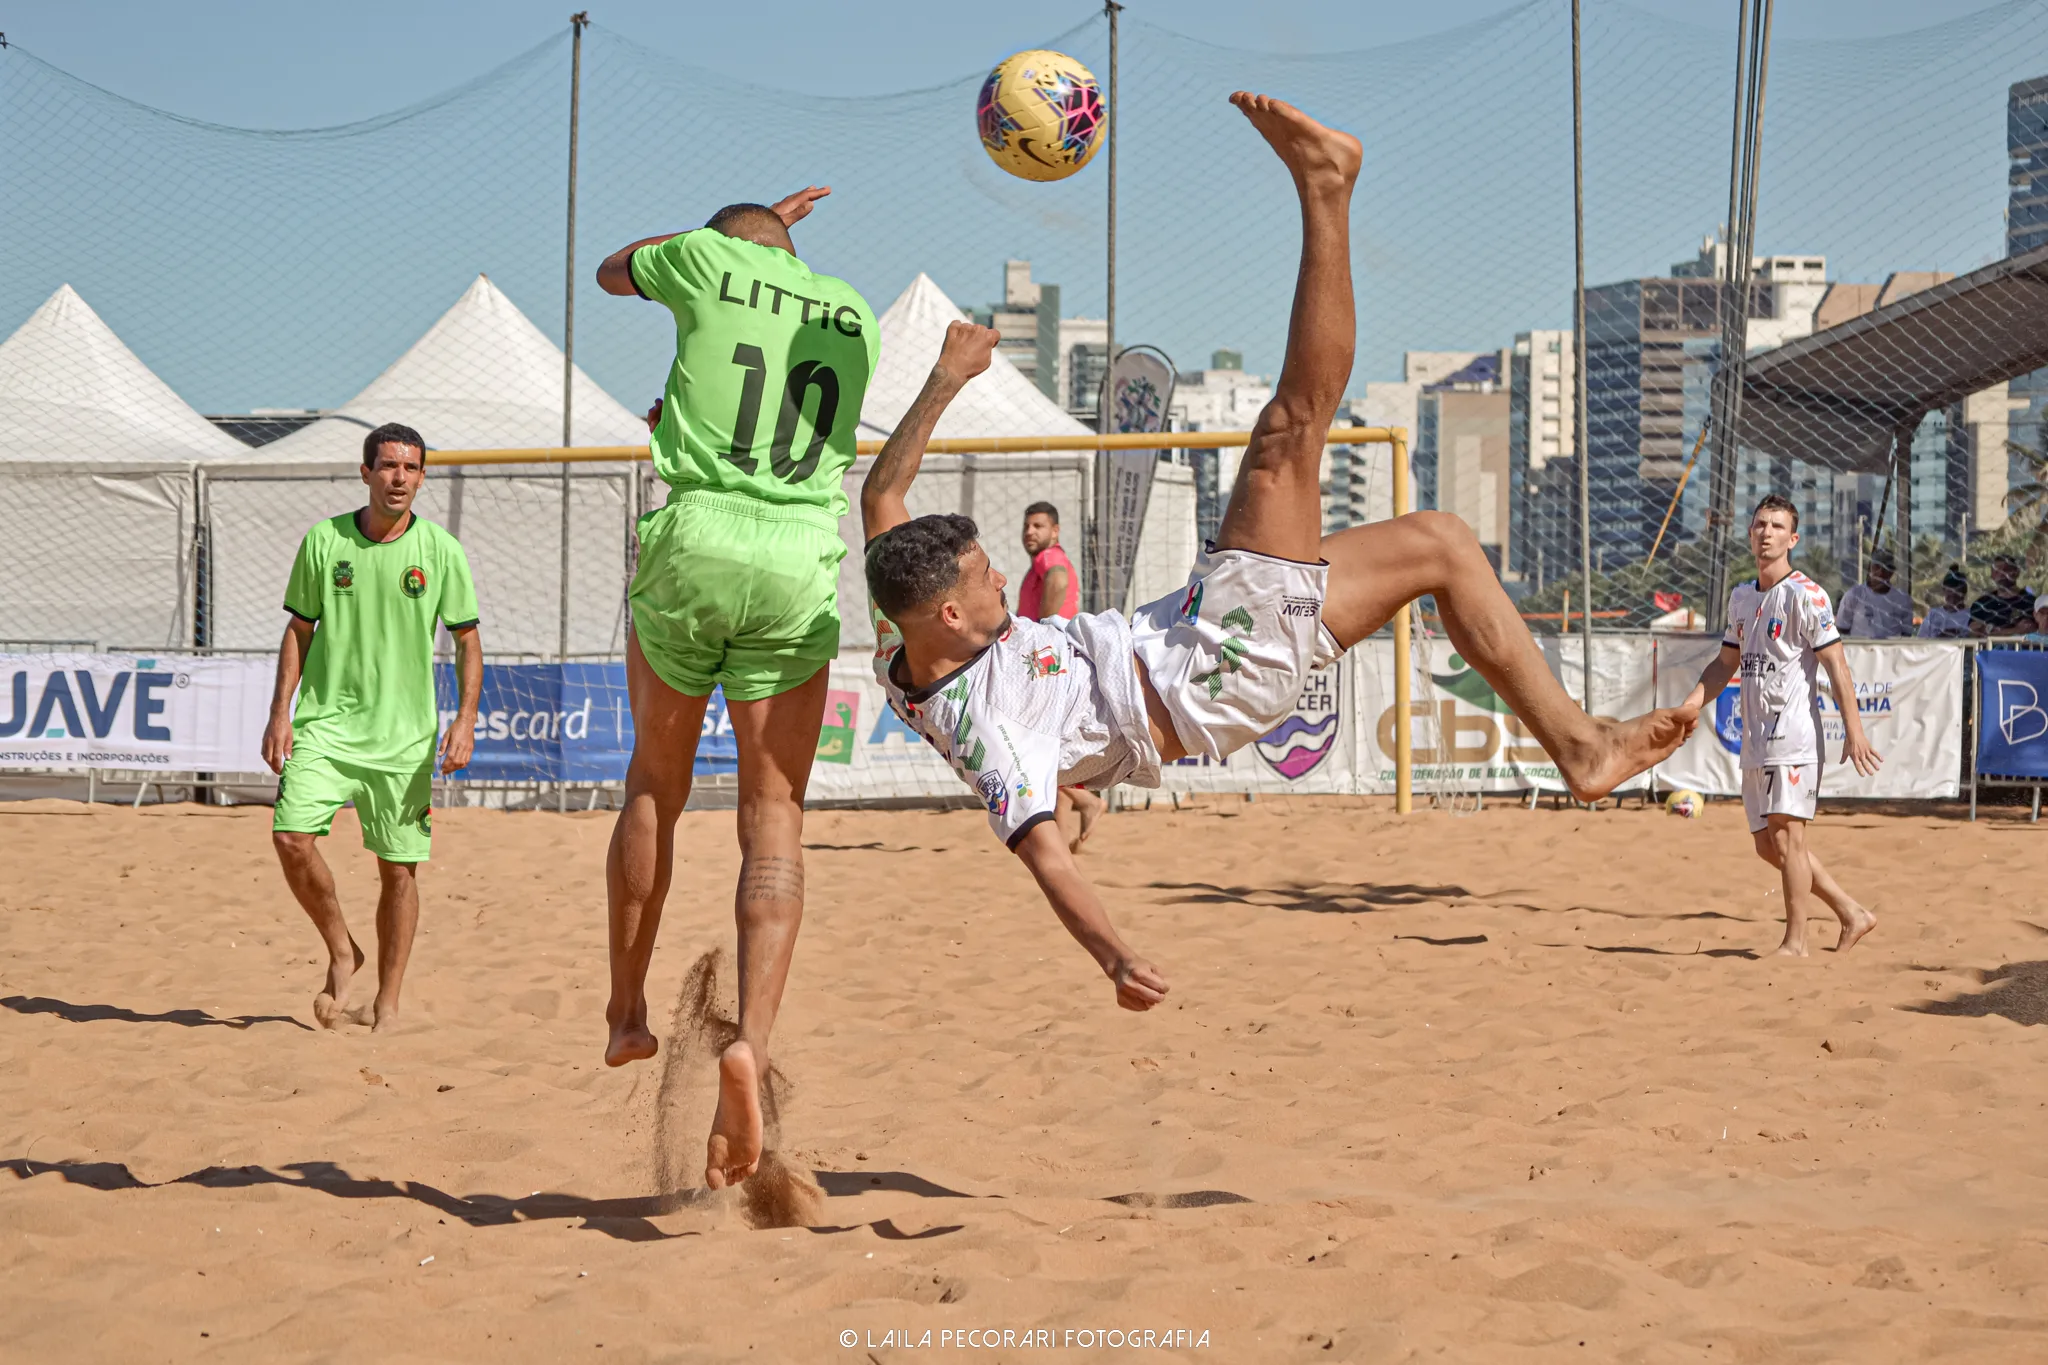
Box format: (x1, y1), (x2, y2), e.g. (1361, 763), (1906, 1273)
(975, 769), (1008, 817)
(332, 560), (354, 591)
(402, 566), (428, 599)
(1766, 616), (1785, 641)
(1027, 644), (1064, 678)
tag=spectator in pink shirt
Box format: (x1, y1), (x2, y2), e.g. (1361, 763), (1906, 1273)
(1017, 502), (1079, 621)
(1016, 501), (1102, 848)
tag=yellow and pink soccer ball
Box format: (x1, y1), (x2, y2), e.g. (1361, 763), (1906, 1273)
(1664, 788), (1704, 819)
(976, 50), (1106, 182)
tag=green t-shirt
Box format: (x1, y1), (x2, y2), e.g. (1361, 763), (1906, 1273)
(282, 511), (480, 770)
(631, 229), (878, 517)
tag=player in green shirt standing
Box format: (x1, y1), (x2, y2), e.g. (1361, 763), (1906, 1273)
(596, 187), (877, 1188)
(262, 422), (483, 1032)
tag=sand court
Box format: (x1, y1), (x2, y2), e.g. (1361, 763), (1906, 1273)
(3, 795), (2047, 1361)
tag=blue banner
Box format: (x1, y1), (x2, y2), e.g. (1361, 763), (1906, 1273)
(433, 663), (737, 782)
(1976, 649), (2048, 779)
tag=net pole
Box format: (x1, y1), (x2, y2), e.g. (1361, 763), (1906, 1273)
(558, 12), (587, 816)
(559, 12), (587, 671)
(1094, 0), (1123, 615)
(1392, 432), (1413, 815)
(1571, 0), (1596, 712)
(1705, 0), (1753, 633)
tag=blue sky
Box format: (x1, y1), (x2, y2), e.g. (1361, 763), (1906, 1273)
(4, 2), (2043, 412)
(11, 2), (2000, 129)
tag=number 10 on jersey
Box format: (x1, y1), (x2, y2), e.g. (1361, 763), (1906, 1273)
(718, 343), (841, 484)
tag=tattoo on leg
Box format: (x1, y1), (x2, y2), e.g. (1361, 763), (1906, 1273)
(736, 854), (804, 904)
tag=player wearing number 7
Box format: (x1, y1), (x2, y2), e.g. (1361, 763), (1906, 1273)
(1683, 494), (1880, 957)
(595, 187), (879, 1188)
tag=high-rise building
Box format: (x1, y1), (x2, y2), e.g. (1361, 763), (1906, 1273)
(2009, 74), (2048, 479)
(1413, 352), (1513, 574)
(1507, 329), (1574, 587)
(973, 260), (1107, 420)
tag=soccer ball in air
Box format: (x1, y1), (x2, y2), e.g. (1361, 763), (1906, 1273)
(976, 50), (1106, 182)
(1664, 789), (1704, 819)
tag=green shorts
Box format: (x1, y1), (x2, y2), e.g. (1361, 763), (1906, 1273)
(629, 487), (845, 701)
(273, 751), (434, 863)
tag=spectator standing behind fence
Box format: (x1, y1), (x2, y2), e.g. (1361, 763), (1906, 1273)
(1917, 567), (1973, 639)
(2024, 595), (2048, 644)
(261, 422), (483, 1033)
(1970, 554), (2036, 637)
(1836, 548), (1913, 638)
(1018, 501), (1079, 621)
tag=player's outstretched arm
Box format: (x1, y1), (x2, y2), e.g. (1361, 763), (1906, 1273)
(1683, 645), (1740, 713)
(859, 321), (1001, 540)
(1817, 641), (1882, 777)
(1012, 820), (1169, 1012)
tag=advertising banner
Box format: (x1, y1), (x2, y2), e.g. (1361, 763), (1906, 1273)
(1654, 639), (1962, 799)
(1345, 634), (1653, 794)
(432, 662), (741, 783)
(804, 656), (962, 802)
(1974, 648), (2048, 780)
(1093, 346), (1176, 612)
(0, 652), (271, 771)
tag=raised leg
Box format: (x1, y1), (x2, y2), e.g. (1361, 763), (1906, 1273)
(1211, 93), (1362, 564)
(272, 831), (363, 1028)
(1057, 786), (1105, 853)
(370, 859), (419, 1030)
(1804, 850), (1876, 951)
(604, 632), (710, 1066)
(1320, 511), (1692, 799)
(703, 665), (829, 1190)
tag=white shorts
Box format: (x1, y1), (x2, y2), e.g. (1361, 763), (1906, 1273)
(1742, 762), (1819, 832)
(1128, 545), (1340, 762)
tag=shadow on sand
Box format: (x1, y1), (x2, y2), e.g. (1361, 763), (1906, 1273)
(1, 995), (312, 1031)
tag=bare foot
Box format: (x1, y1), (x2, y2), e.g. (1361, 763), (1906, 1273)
(371, 996), (402, 1033)
(1229, 92), (1362, 189)
(604, 995), (658, 1067)
(704, 1040), (764, 1190)
(1772, 940), (1811, 958)
(1834, 905), (1878, 953)
(312, 939), (366, 1029)
(1562, 706), (1696, 802)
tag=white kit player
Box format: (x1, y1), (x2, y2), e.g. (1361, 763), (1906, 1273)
(860, 93), (1694, 1009)
(1684, 495), (1880, 956)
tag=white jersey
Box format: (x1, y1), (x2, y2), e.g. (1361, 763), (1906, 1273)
(1722, 571), (1839, 769)
(874, 611), (1159, 849)
(1836, 582), (1913, 639)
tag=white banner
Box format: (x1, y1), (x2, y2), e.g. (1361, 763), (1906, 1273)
(1093, 347), (1176, 612)
(1652, 638), (1962, 799)
(0, 652), (272, 772)
(805, 656), (964, 802)
(1351, 634), (1655, 794)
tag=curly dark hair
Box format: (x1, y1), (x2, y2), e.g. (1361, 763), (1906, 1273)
(866, 514), (981, 618)
(362, 421), (426, 468)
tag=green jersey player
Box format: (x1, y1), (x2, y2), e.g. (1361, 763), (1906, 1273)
(595, 186), (878, 1190)
(263, 422), (483, 1032)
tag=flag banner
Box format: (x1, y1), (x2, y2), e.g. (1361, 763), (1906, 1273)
(0, 652), (270, 771)
(1655, 639), (1962, 798)
(1973, 647), (2048, 781)
(1093, 346), (1176, 613)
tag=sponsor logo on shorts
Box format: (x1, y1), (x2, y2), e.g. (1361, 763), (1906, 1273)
(1255, 668), (1342, 781)
(1179, 580), (1204, 622)
(402, 566), (429, 599)
(976, 769), (1007, 817)
(1028, 645), (1063, 678)
(1787, 768), (1801, 785)
(1281, 596), (1321, 619)
(416, 806), (432, 836)
(332, 560), (354, 591)
(1191, 605), (1255, 700)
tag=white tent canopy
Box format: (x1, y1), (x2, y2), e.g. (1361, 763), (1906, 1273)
(259, 273), (645, 463)
(857, 273), (1093, 441)
(0, 283), (246, 463)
